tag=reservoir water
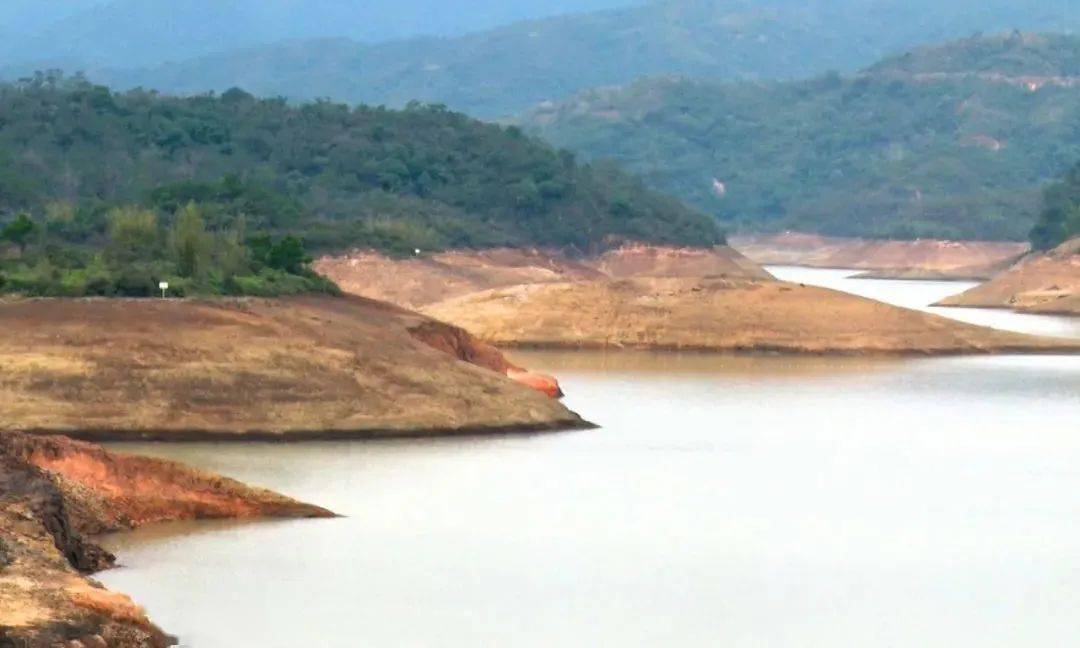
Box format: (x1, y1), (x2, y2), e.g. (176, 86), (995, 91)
(101, 271), (1079, 647)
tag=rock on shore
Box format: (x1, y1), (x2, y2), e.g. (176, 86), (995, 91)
(424, 277), (1080, 355)
(0, 295), (585, 440)
(0, 432), (332, 647)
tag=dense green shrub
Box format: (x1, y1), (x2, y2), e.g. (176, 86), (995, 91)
(0, 202), (333, 298)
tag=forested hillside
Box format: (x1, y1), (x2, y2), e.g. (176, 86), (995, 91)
(91, 0), (1080, 117)
(0, 76), (717, 296)
(1032, 164), (1080, 250)
(523, 33), (1080, 241)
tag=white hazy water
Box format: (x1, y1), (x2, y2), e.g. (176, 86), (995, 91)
(100, 274), (1079, 647)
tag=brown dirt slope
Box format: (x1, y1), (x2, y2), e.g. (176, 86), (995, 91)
(731, 233), (1028, 278)
(315, 244), (769, 309)
(315, 248), (605, 310)
(584, 243), (772, 279)
(937, 239), (1080, 315)
(0, 432), (331, 648)
(0, 295), (585, 440)
(424, 277), (1080, 355)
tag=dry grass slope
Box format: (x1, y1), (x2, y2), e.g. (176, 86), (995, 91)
(937, 239), (1080, 315)
(0, 295), (584, 439)
(424, 277), (1080, 355)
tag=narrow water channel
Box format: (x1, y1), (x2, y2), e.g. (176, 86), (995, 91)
(100, 273), (1080, 647)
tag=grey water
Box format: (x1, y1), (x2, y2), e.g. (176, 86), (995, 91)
(100, 272), (1079, 647)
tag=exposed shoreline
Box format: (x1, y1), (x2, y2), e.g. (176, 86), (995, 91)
(731, 233), (1028, 278)
(936, 239), (1079, 316)
(424, 278), (1080, 356)
(0, 295), (586, 440)
(0, 432), (334, 647)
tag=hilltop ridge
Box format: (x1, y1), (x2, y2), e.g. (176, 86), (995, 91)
(64, 1), (1080, 118)
(523, 32), (1080, 241)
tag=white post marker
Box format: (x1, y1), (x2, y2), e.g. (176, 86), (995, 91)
(159, 281), (169, 299)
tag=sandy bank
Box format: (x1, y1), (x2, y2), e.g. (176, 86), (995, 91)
(731, 233), (1028, 278)
(937, 239), (1080, 315)
(0, 432), (331, 647)
(315, 244), (768, 309)
(424, 277), (1080, 355)
(0, 295), (586, 440)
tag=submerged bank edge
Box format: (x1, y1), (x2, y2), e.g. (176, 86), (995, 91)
(14, 416), (598, 444)
(468, 340), (1080, 356)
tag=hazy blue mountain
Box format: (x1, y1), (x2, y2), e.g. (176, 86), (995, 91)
(86, 0), (1080, 118)
(0, 0), (640, 70)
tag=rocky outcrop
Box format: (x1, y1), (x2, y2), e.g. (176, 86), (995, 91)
(0, 432), (332, 647)
(0, 295), (586, 440)
(731, 233), (1028, 278)
(406, 320), (563, 398)
(936, 238), (1080, 315)
(424, 277), (1080, 355)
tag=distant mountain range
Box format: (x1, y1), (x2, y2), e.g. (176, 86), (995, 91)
(521, 33), (1080, 240)
(0, 0), (640, 70)
(57, 0), (1080, 118)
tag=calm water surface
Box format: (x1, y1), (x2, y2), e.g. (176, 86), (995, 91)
(101, 273), (1079, 647)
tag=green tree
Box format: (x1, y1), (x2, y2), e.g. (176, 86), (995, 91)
(169, 202), (212, 278)
(267, 236), (312, 274)
(1, 214), (38, 254)
(105, 206), (160, 265)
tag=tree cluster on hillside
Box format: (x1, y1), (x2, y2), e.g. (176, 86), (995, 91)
(0, 75), (720, 296)
(524, 34), (1080, 241)
(0, 201), (336, 297)
(1031, 163), (1080, 250)
(0, 75), (717, 249)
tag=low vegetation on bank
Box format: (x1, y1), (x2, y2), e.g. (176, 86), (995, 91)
(0, 201), (336, 297)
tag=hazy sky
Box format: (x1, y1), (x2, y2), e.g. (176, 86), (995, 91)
(0, 0), (645, 68)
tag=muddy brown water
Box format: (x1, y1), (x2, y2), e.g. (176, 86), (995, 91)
(101, 270), (1079, 647)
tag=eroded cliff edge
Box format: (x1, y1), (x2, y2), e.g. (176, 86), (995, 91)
(0, 432), (333, 647)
